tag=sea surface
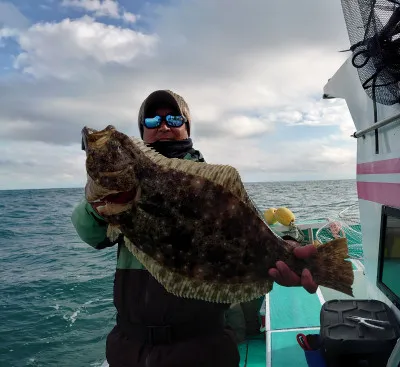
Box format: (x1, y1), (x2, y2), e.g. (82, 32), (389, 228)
(0, 180), (359, 367)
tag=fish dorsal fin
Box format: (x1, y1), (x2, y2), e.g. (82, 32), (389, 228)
(129, 137), (258, 212)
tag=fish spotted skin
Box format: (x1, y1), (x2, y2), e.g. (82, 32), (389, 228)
(82, 125), (354, 303)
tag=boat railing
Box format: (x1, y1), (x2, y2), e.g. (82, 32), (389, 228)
(352, 111), (400, 138)
(270, 219), (364, 262)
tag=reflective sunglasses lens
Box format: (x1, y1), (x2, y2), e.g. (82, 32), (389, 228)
(166, 115), (185, 127)
(144, 116), (161, 128)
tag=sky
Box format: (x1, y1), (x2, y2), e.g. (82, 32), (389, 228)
(0, 0), (357, 190)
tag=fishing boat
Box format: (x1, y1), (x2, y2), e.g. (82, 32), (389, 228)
(102, 1), (400, 366)
(243, 0), (400, 366)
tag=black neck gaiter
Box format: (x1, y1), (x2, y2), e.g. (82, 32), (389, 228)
(147, 138), (194, 159)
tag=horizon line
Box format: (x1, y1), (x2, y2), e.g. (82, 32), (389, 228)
(0, 177), (357, 191)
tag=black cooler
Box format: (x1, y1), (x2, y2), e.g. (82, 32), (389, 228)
(320, 299), (400, 367)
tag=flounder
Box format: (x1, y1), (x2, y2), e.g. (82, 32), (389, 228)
(81, 125), (354, 303)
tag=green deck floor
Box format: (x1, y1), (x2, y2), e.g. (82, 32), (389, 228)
(235, 283), (324, 366)
(269, 284), (322, 330)
(268, 283), (323, 367)
(271, 329), (321, 367)
(238, 338), (266, 367)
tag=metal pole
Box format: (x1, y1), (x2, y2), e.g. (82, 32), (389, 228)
(352, 112), (400, 138)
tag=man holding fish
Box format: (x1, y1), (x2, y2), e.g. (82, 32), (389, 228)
(71, 90), (335, 367)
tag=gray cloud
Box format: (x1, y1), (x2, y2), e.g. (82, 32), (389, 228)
(0, 158), (38, 167)
(0, 1), (351, 145)
(0, 0), (357, 189)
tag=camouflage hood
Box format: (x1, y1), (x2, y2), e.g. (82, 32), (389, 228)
(138, 90), (192, 138)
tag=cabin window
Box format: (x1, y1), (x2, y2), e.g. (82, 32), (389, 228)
(377, 206), (400, 309)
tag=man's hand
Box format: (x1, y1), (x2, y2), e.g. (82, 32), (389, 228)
(268, 244), (318, 294)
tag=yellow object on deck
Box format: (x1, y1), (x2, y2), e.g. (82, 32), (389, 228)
(263, 207), (277, 225)
(274, 207), (295, 226)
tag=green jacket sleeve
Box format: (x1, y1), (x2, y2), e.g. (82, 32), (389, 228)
(71, 198), (110, 249)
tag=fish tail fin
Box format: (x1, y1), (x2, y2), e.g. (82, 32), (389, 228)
(312, 238), (354, 296)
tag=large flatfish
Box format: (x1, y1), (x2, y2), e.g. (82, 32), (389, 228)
(81, 125), (354, 303)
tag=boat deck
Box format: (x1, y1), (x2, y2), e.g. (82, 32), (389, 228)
(238, 258), (364, 367)
(266, 284), (324, 367)
(237, 283), (324, 367)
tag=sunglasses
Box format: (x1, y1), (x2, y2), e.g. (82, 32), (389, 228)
(143, 115), (187, 129)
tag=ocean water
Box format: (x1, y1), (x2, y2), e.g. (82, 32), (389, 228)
(0, 180), (359, 367)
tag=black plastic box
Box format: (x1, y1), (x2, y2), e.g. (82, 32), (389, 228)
(320, 299), (400, 367)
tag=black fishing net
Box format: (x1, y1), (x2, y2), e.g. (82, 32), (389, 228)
(341, 0), (400, 105)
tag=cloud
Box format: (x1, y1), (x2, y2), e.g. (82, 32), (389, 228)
(267, 98), (354, 129)
(61, 0), (138, 23)
(195, 132), (356, 183)
(195, 115), (275, 139)
(62, 0), (119, 17)
(122, 11), (137, 23)
(0, 0), (357, 189)
(0, 16), (157, 79)
(0, 141), (85, 190)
